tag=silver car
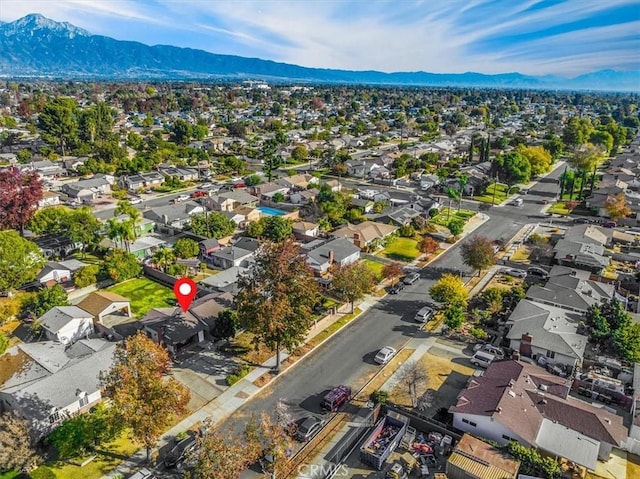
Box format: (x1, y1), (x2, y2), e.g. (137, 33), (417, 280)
(374, 346), (397, 365)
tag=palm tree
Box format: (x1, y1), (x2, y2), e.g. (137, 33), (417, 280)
(446, 187), (461, 220)
(106, 218), (125, 249)
(153, 247), (175, 273)
(457, 174), (469, 211)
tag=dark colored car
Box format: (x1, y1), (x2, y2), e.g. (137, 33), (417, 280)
(389, 282), (405, 294)
(164, 436), (197, 468)
(295, 416), (325, 442)
(603, 221), (617, 228)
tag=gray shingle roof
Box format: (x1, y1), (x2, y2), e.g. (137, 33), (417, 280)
(38, 306), (93, 334)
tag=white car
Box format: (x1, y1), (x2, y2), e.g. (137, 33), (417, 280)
(374, 346), (397, 365)
(175, 194), (190, 202)
(200, 183), (213, 188)
(129, 197), (143, 205)
(503, 268), (527, 278)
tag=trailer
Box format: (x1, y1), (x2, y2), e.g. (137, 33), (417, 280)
(360, 411), (409, 470)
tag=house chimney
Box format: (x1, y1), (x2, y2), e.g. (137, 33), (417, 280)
(328, 250), (334, 265)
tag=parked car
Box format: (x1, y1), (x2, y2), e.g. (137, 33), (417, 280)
(129, 196), (143, 205)
(527, 266), (549, 280)
(415, 306), (435, 323)
(503, 268), (527, 278)
(389, 282), (405, 294)
(374, 346), (397, 365)
(174, 194), (190, 203)
(473, 343), (505, 359)
(402, 272), (420, 285)
(295, 416), (325, 442)
(200, 182), (213, 188)
(320, 385), (352, 412)
(164, 436), (197, 468)
(603, 221), (617, 228)
(470, 351), (496, 368)
(573, 217), (591, 224)
(190, 190), (208, 198)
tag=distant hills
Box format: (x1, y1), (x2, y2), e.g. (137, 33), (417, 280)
(0, 13), (638, 92)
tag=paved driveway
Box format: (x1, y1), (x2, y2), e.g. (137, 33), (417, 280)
(172, 346), (239, 411)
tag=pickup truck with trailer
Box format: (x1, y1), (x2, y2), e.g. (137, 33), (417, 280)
(360, 411), (409, 470)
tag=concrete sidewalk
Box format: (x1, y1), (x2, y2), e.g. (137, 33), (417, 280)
(102, 209), (491, 478)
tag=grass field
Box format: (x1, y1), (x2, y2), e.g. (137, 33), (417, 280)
(0, 471), (20, 479)
(430, 208), (475, 227)
(107, 277), (175, 317)
(380, 237), (421, 262)
(363, 258), (386, 280)
(473, 183), (515, 204)
(547, 201), (571, 215)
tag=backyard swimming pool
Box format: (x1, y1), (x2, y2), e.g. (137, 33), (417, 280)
(257, 206), (286, 216)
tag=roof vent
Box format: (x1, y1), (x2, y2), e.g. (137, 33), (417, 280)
(508, 390), (516, 398)
(539, 384), (548, 392)
(605, 418), (611, 424)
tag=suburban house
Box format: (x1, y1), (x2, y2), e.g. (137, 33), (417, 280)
(251, 181), (290, 201)
(111, 214), (156, 237)
(330, 221), (398, 250)
(302, 237), (361, 275)
(35, 259), (87, 286)
(564, 224), (609, 247)
(199, 238), (222, 263)
(76, 291), (132, 331)
(278, 173), (319, 190)
(292, 221), (320, 239)
(505, 299), (588, 369)
(21, 159), (66, 179)
(381, 206), (423, 227)
(158, 165), (199, 181)
(0, 339), (117, 439)
(553, 239), (610, 273)
(38, 191), (61, 209)
(199, 265), (248, 294)
(205, 238), (260, 270)
(143, 202), (205, 230)
(38, 306), (94, 345)
(446, 433), (520, 479)
(450, 360), (627, 471)
(118, 172), (164, 192)
(526, 270), (615, 313)
(33, 235), (82, 259)
(204, 190), (259, 212)
(290, 189), (318, 205)
(60, 174), (113, 202)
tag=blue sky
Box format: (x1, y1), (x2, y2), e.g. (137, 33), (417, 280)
(1, 0), (638, 77)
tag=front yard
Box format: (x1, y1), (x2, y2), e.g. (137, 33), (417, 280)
(107, 277), (175, 317)
(546, 201), (572, 215)
(430, 208), (475, 227)
(363, 258), (386, 280)
(379, 237), (421, 262)
(473, 183), (515, 204)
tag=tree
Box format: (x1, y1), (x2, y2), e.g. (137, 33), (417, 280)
(481, 287), (505, 315)
(430, 273), (468, 307)
(27, 206), (71, 235)
(243, 412), (293, 477)
(102, 249), (142, 282)
(382, 262), (404, 283)
(189, 212), (236, 239)
(212, 309), (237, 340)
(445, 187), (460, 219)
(562, 117), (594, 147)
(291, 145), (308, 163)
(0, 231), (45, 293)
(246, 216), (293, 241)
(235, 240), (319, 372)
(613, 316), (640, 362)
(101, 332), (190, 461)
(397, 361), (429, 408)
(585, 305), (611, 341)
(188, 422), (249, 479)
(330, 262), (377, 313)
(0, 167), (44, 235)
(153, 246), (175, 273)
(590, 130), (614, 153)
(74, 264), (100, 288)
(443, 303), (466, 330)
(28, 284), (69, 317)
(38, 98), (78, 156)
(568, 143), (605, 173)
(170, 118), (192, 145)
(68, 207), (101, 256)
(527, 233), (552, 262)
(460, 236), (496, 276)
(0, 411), (39, 472)
(418, 236), (439, 256)
(173, 238), (200, 259)
(457, 174), (469, 210)
(492, 152), (531, 190)
(604, 193), (631, 221)
(447, 218), (465, 237)
(515, 145), (552, 177)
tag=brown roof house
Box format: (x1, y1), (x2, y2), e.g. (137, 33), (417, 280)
(450, 360), (627, 471)
(330, 221), (398, 250)
(141, 292), (233, 355)
(76, 291), (132, 332)
(446, 433), (520, 479)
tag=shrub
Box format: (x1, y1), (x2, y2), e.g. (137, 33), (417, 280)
(226, 364), (252, 386)
(398, 225), (415, 237)
(370, 390), (388, 405)
(30, 467), (57, 479)
(0, 331), (8, 355)
(174, 431), (188, 442)
(469, 327), (489, 340)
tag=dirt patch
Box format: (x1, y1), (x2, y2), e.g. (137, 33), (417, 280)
(628, 453), (640, 479)
(354, 349), (415, 404)
(389, 351), (474, 410)
(226, 332), (275, 366)
(483, 274), (524, 292)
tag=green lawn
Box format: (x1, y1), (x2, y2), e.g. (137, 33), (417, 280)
(547, 201), (571, 215)
(363, 258), (386, 280)
(431, 208), (476, 227)
(473, 183), (516, 203)
(107, 277), (175, 317)
(380, 237), (421, 262)
(0, 471), (20, 479)
(34, 433), (140, 479)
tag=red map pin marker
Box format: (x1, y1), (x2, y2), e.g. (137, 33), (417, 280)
(174, 278), (197, 312)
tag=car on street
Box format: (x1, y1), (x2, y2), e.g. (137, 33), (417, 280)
(402, 272), (420, 285)
(603, 221), (617, 228)
(389, 282), (405, 294)
(374, 346), (397, 365)
(527, 266), (549, 280)
(174, 194), (190, 203)
(415, 306), (435, 323)
(190, 190), (208, 198)
(129, 196), (143, 205)
(200, 182), (213, 188)
(503, 268), (527, 278)
(164, 436), (197, 468)
(573, 217), (591, 224)
(473, 343), (505, 359)
(295, 415), (325, 442)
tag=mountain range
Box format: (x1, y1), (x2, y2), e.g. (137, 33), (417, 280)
(0, 13), (638, 92)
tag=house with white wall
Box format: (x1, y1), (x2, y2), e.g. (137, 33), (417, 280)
(38, 306), (94, 345)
